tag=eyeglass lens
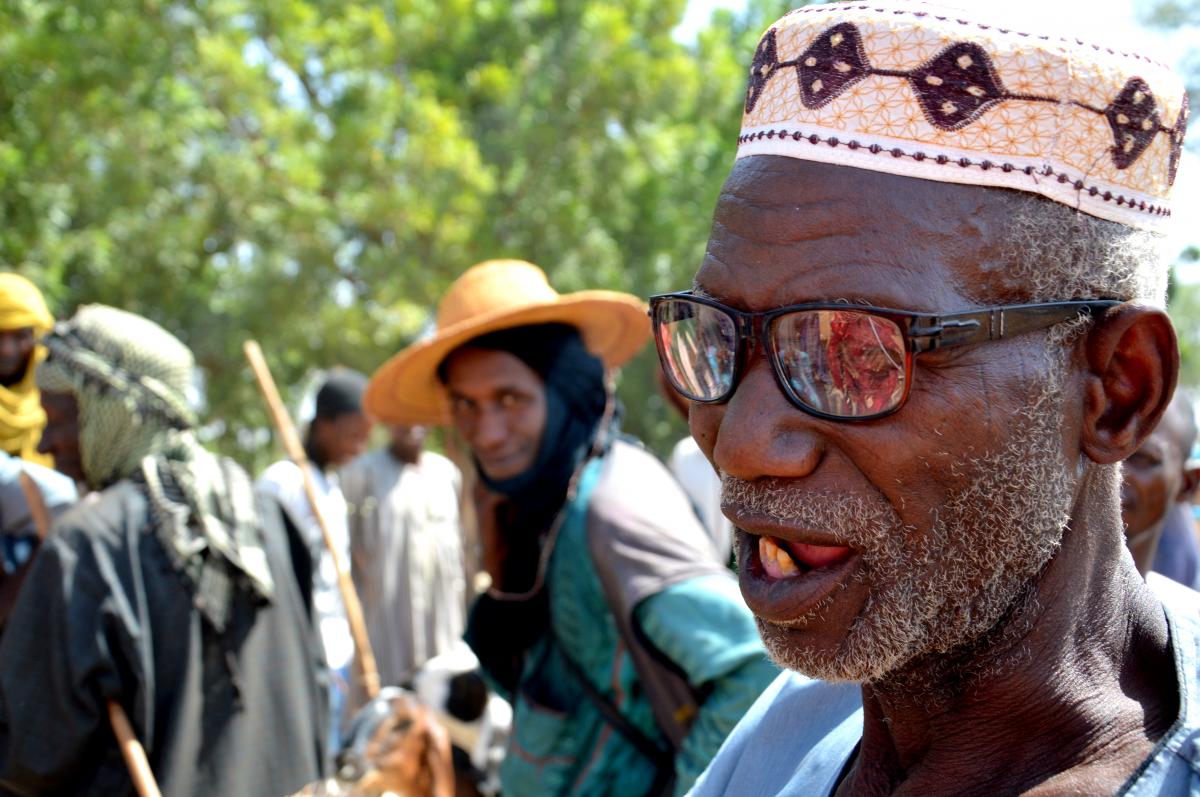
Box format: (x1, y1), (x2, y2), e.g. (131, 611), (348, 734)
(655, 299), (909, 418)
(772, 310), (907, 417)
(655, 299), (738, 400)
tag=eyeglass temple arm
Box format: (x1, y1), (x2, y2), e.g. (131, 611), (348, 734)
(909, 302), (1118, 353)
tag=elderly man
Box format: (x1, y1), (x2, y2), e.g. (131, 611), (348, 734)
(653, 3), (1196, 794)
(0, 305), (326, 795)
(365, 259), (777, 795)
(1124, 392), (1200, 582)
(0, 274), (54, 466)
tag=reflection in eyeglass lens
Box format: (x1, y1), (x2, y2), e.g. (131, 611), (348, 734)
(660, 301), (735, 400)
(776, 310), (905, 417)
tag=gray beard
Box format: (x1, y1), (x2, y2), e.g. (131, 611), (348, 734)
(724, 348), (1078, 686)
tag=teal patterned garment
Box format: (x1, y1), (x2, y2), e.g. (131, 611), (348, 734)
(499, 457), (663, 796)
(636, 577), (780, 790)
(495, 449), (777, 797)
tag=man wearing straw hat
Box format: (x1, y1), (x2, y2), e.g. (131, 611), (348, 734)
(646, 2), (1199, 794)
(365, 259), (777, 796)
(0, 305), (326, 795)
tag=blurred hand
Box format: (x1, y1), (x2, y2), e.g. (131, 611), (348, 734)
(328, 688), (454, 797)
(360, 692), (453, 797)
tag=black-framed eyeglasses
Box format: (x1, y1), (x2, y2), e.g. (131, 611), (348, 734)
(649, 292), (1119, 422)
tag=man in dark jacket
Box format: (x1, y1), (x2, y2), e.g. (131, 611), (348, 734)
(0, 305), (327, 795)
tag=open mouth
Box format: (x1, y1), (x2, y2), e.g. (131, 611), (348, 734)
(738, 531), (862, 623)
(758, 535), (855, 579)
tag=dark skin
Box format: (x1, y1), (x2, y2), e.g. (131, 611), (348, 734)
(440, 346), (549, 586)
(387, 423), (428, 465)
(307, 410), (372, 470)
(1120, 394), (1199, 574)
(441, 347), (547, 484)
(0, 328), (34, 387)
(36, 390), (84, 487)
(692, 156), (1178, 796)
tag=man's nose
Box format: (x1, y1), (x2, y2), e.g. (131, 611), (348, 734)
(701, 356), (825, 482)
(471, 405), (510, 451)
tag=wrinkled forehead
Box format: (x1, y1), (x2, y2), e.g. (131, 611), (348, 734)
(699, 155), (1035, 310)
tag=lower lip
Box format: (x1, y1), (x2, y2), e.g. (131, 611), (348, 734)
(737, 531), (862, 624)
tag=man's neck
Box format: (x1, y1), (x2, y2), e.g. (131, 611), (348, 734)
(305, 438), (329, 472)
(0, 361), (29, 389)
(388, 447), (420, 466)
(839, 480), (1178, 796)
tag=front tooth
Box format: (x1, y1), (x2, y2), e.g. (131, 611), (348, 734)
(760, 535), (778, 565)
(775, 543), (799, 575)
(760, 536), (800, 576)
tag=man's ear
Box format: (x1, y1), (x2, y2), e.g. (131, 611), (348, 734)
(1081, 305), (1178, 465)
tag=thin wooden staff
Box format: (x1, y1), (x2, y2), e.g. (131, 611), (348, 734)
(242, 340), (381, 699)
(18, 472), (163, 797)
(106, 700), (163, 797)
(16, 472), (50, 542)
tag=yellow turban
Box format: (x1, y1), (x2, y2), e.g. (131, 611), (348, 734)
(0, 273), (53, 466)
(0, 274), (53, 335)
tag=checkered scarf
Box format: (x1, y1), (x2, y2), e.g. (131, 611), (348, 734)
(37, 305), (273, 630)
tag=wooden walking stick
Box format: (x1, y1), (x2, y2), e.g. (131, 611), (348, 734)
(242, 340), (381, 699)
(106, 701), (163, 797)
(16, 472), (50, 543)
(18, 472), (163, 797)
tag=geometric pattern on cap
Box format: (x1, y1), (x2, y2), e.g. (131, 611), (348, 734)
(737, 1), (1190, 231)
(746, 22), (1183, 170)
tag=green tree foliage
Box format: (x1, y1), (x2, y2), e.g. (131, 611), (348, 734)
(1141, 0), (1198, 266)
(1170, 280), (1200, 390)
(1141, 0), (1199, 123)
(0, 0), (796, 468)
(1142, 0), (1200, 394)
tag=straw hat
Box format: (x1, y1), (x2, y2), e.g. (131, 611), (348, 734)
(365, 260), (650, 425)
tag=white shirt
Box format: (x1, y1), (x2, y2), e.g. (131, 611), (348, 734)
(256, 460), (354, 671)
(669, 436), (734, 561)
(341, 449), (465, 689)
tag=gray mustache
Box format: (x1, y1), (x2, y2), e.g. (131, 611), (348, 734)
(719, 476), (905, 547)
